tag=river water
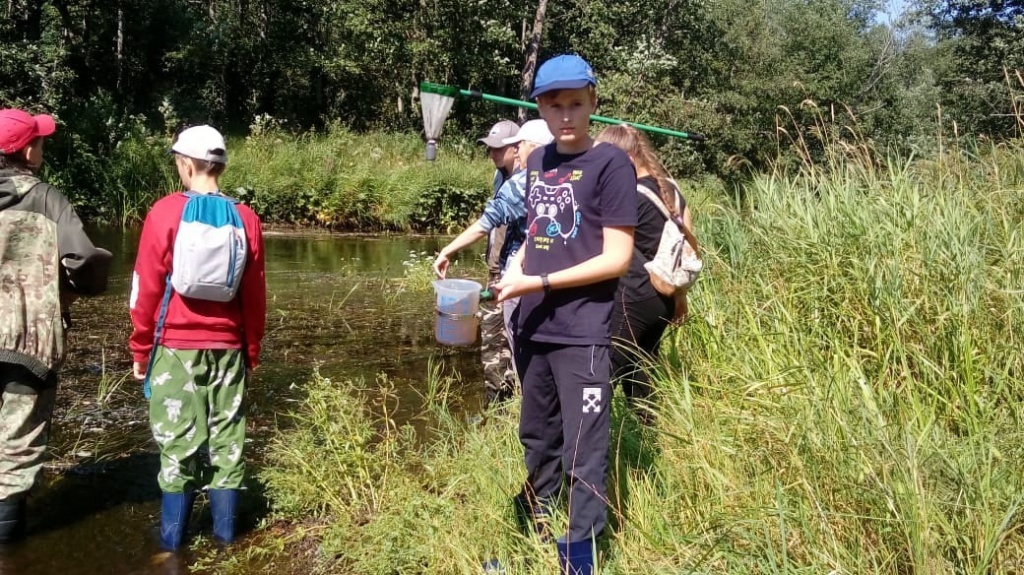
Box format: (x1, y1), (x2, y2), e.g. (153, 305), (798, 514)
(1, 228), (486, 574)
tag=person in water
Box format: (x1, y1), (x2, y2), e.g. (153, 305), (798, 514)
(0, 108), (112, 543)
(129, 125), (266, 550)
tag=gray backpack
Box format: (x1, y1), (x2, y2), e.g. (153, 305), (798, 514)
(143, 192), (247, 399)
(170, 191), (248, 302)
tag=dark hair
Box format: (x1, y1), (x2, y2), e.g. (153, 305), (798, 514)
(0, 154), (25, 171)
(176, 153), (226, 177)
(595, 124), (681, 221)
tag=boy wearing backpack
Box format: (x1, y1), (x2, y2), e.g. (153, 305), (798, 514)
(129, 125), (266, 550)
(493, 55), (636, 575)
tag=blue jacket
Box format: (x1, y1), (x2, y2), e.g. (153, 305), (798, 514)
(478, 169), (528, 272)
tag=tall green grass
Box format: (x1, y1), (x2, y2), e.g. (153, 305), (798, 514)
(223, 128), (491, 231)
(638, 141), (1024, 573)
(102, 127), (492, 231)
(248, 141), (1024, 574)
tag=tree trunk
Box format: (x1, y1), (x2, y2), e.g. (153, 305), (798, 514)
(52, 0), (80, 41)
(116, 4), (124, 92)
(22, 0), (43, 41)
(518, 0), (548, 122)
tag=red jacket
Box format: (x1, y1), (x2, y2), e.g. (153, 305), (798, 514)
(129, 192), (266, 368)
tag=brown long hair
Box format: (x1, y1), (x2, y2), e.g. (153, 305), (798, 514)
(596, 124), (681, 221)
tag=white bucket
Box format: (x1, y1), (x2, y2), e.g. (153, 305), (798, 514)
(432, 279), (482, 346)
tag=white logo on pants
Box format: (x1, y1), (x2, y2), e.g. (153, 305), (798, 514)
(583, 388), (602, 413)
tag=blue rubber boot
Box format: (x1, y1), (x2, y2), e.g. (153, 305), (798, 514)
(209, 489), (239, 544)
(557, 537), (595, 575)
(160, 492), (195, 550)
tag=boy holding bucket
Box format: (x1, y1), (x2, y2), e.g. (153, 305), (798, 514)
(432, 119), (555, 389)
(494, 55), (636, 574)
(433, 120), (519, 406)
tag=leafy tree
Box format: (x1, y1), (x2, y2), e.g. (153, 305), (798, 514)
(923, 0), (1024, 138)
(0, 0), (1013, 217)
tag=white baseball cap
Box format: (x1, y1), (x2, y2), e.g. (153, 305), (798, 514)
(502, 119), (554, 146)
(171, 125), (228, 164)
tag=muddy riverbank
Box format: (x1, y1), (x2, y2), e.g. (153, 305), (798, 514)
(3, 229), (487, 574)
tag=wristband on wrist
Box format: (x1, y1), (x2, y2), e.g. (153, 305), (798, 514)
(540, 273), (551, 294)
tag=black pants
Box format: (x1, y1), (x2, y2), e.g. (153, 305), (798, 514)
(516, 340), (610, 541)
(610, 294), (673, 401)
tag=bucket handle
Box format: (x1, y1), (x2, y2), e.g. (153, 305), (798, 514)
(436, 308), (477, 320)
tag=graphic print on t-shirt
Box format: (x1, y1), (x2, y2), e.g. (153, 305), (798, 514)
(527, 169), (581, 244)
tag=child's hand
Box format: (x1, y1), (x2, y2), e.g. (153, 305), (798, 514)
(132, 361), (147, 381)
(494, 266), (541, 302)
(432, 252), (450, 279)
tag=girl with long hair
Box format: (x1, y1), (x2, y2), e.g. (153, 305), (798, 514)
(596, 124), (699, 413)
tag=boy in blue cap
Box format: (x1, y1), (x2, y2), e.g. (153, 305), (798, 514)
(494, 54), (637, 575)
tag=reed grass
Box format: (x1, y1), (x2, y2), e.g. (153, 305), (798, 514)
(245, 131), (1024, 574)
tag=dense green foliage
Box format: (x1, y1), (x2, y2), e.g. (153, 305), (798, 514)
(923, 0), (1024, 139)
(1, 0), (1020, 221)
(219, 128), (493, 232)
(65, 126), (494, 229)
(251, 142), (1024, 573)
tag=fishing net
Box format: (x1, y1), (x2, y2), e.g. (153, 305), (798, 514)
(420, 82), (460, 161)
(417, 80), (703, 161)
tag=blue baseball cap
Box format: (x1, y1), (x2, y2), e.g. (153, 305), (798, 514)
(530, 54), (597, 99)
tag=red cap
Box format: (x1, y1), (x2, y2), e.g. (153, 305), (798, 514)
(0, 109), (56, 155)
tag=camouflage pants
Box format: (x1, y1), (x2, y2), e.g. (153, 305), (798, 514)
(481, 298), (518, 405)
(148, 347), (246, 493)
(0, 376), (56, 501)
(502, 296), (520, 359)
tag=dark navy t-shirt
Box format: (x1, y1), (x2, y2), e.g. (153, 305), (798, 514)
(517, 142), (638, 345)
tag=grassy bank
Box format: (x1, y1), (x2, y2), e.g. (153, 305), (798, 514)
(78, 126), (493, 231)
(237, 142), (1024, 574)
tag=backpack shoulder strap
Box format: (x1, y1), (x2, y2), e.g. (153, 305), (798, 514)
(638, 181), (700, 256)
(142, 276), (173, 400)
(665, 180), (701, 258)
(636, 183), (673, 222)
(657, 180), (691, 226)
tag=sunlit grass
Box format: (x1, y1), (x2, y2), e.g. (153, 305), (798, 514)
(239, 139), (1024, 573)
(105, 127), (493, 230)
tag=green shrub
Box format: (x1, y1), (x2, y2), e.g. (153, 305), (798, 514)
(79, 125), (492, 230)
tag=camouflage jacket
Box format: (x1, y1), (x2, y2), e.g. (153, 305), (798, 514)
(0, 169), (112, 383)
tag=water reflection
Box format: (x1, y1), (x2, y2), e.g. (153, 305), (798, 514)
(5, 227), (488, 574)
